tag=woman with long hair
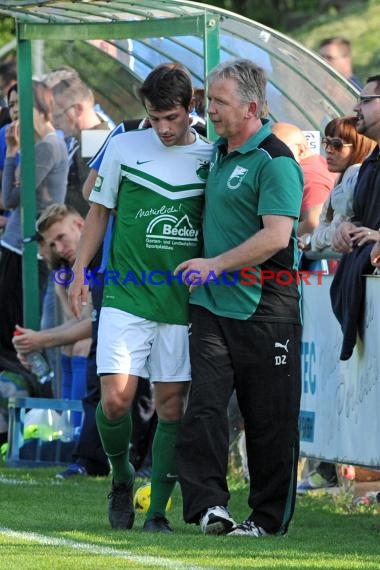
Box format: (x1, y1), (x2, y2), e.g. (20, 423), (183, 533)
(0, 80), (69, 356)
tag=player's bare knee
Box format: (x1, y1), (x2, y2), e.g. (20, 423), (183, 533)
(101, 393), (132, 420)
(156, 393), (187, 421)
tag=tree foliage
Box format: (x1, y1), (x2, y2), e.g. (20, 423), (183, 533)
(192, 0), (367, 30)
(0, 16), (15, 46)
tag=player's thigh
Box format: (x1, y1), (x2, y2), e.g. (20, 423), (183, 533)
(96, 307), (154, 377)
(148, 322), (191, 382)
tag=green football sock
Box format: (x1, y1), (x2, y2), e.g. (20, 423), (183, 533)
(146, 418), (180, 520)
(95, 402), (133, 484)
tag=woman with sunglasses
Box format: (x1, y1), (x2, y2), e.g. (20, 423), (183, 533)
(309, 116), (376, 255)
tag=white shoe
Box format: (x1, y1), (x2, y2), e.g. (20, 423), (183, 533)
(199, 506), (236, 535)
(228, 519), (268, 537)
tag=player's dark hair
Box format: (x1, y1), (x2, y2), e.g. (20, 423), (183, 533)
(139, 63), (193, 111)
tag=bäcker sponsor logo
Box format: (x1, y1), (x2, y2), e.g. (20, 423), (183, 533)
(146, 214), (199, 251)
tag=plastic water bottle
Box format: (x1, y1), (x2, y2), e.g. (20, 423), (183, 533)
(38, 408), (58, 441)
(13, 330), (54, 384)
(25, 352), (54, 384)
(58, 409), (75, 442)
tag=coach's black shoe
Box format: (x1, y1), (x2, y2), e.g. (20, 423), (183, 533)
(143, 515), (173, 533)
(108, 473), (135, 529)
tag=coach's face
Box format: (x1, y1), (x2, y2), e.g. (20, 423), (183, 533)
(207, 77), (254, 147)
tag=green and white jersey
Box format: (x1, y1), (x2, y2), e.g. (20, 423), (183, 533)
(90, 127), (213, 325)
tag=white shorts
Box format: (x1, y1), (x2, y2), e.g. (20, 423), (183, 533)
(96, 307), (191, 382)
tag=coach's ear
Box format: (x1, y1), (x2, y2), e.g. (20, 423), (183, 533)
(245, 100), (258, 119)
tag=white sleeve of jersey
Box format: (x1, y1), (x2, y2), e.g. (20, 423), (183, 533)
(89, 138), (122, 208)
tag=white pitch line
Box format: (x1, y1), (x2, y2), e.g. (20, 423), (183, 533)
(0, 475), (59, 486)
(0, 527), (214, 570)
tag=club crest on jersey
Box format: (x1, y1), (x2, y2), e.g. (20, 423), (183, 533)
(93, 174), (104, 192)
(196, 159), (210, 181)
(227, 165), (248, 190)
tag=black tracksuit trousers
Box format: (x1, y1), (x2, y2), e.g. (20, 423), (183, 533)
(177, 305), (301, 535)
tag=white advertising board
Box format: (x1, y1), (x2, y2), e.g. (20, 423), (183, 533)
(300, 275), (380, 467)
(303, 130), (320, 155)
(81, 130), (110, 158)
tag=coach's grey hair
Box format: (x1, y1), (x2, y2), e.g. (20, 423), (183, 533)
(207, 58), (267, 119)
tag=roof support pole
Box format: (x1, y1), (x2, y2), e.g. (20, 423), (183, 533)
(17, 31), (40, 329)
(203, 13), (220, 140)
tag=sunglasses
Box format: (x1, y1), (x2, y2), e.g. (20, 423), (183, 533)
(357, 95), (380, 105)
(321, 137), (353, 151)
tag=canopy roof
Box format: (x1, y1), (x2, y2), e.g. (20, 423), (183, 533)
(0, 0), (358, 129)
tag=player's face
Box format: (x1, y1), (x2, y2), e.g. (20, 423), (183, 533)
(144, 101), (193, 146)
